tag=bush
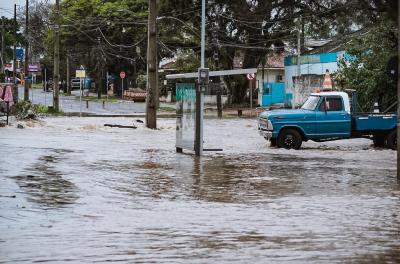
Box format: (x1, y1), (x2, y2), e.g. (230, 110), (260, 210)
(11, 101), (63, 119)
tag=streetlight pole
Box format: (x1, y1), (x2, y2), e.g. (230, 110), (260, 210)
(13, 4), (18, 101)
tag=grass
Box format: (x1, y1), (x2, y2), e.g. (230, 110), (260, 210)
(74, 95), (118, 103)
(31, 83), (44, 89)
(159, 106), (176, 112)
(35, 104), (64, 116)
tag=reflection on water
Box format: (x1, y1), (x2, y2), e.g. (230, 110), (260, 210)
(14, 149), (77, 208)
(1, 118), (399, 263)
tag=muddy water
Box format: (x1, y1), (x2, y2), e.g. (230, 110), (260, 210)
(0, 117), (399, 263)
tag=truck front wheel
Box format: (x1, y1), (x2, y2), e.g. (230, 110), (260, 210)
(278, 129), (302, 150)
(385, 130), (396, 150)
(270, 138), (277, 147)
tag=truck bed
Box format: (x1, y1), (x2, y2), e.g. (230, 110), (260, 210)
(352, 113), (397, 131)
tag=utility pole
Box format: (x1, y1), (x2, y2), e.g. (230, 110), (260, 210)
(146, 0), (157, 129)
(397, 2), (400, 182)
(24, 0), (29, 101)
(1, 16), (4, 74)
(97, 37), (102, 99)
(66, 50), (70, 95)
(294, 15), (302, 109)
(53, 0), (60, 111)
(13, 4), (17, 101)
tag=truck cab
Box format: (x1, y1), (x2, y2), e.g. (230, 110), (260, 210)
(258, 91), (396, 150)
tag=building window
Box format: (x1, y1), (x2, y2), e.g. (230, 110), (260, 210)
(276, 75), (283, 82)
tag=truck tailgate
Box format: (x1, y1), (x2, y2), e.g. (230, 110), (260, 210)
(353, 114), (396, 131)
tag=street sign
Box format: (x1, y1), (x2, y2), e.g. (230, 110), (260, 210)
(16, 48), (24, 60)
(120, 71), (126, 79)
(28, 64), (40, 72)
(246, 73), (255, 80)
(76, 70), (86, 78)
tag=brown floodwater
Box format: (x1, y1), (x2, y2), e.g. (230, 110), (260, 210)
(0, 117), (399, 263)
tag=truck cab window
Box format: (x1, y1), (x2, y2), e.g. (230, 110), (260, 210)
(319, 97), (343, 111)
(301, 96), (320, 110)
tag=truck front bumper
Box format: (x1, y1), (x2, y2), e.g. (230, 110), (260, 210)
(259, 129), (273, 140)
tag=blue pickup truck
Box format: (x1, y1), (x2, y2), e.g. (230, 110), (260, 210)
(258, 91), (397, 150)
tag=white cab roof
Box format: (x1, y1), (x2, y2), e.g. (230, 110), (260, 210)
(310, 91), (351, 113)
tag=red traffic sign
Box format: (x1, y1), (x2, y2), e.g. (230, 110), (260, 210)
(120, 71), (126, 79)
(246, 73), (255, 80)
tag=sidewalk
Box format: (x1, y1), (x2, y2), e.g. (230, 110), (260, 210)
(16, 86), (262, 118)
(18, 86), (174, 116)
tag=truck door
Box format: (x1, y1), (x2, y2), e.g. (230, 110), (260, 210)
(315, 96), (351, 138)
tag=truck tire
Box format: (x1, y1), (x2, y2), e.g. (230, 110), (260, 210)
(278, 129), (302, 150)
(373, 136), (385, 148)
(385, 130), (396, 150)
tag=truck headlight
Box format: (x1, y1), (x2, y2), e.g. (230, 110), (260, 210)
(267, 120), (273, 130)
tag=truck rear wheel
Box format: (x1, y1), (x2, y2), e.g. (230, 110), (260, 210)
(373, 136), (385, 148)
(385, 130), (396, 150)
(278, 129), (302, 150)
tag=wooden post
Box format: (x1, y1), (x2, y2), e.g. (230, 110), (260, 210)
(146, 0), (157, 129)
(397, 2), (400, 182)
(66, 50), (71, 95)
(217, 86), (222, 118)
(53, 0), (60, 111)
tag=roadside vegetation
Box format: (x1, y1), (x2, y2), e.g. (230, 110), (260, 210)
(74, 96), (118, 103)
(11, 101), (64, 120)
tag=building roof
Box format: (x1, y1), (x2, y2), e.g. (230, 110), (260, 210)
(306, 28), (369, 54)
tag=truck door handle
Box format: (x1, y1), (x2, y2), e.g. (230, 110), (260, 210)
(340, 113), (346, 116)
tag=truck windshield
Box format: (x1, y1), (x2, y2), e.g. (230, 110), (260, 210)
(301, 96), (320, 110)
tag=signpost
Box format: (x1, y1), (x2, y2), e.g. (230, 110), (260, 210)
(247, 73), (256, 112)
(120, 71), (125, 98)
(76, 68), (86, 117)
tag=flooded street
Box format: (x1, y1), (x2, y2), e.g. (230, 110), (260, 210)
(0, 117), (399, 263)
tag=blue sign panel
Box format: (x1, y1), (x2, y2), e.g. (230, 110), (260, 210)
(284, 52), (339, 66)
(16, 48), (24, 60)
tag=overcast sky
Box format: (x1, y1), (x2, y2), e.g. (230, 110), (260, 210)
(0, 0), (54, 18)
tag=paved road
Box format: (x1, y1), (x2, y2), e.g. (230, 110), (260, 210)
(18, 86), (174, 115)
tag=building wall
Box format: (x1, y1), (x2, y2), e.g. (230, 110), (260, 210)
(256, 68), (284, 87)
(284, 51), (345, 96)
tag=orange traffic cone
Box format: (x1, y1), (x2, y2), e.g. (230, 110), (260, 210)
(322, 70), (332, 91)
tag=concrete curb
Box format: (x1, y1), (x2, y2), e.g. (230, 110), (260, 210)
(64, 112), (176, 118)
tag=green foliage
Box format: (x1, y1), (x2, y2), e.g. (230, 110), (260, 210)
(336, 19), (397, 112)
(174, 51), (200, 73)
(136, 74), (147, 89)
(74, 96), (118, 102)
(158, 106), (175, 112)
(11, 101), (39, 120)
(11, 101), (63, 119)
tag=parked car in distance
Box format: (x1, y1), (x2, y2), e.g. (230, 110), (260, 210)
(71, 78), (81, 89)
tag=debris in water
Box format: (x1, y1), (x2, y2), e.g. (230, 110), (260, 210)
(104, 124), (137, 129)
